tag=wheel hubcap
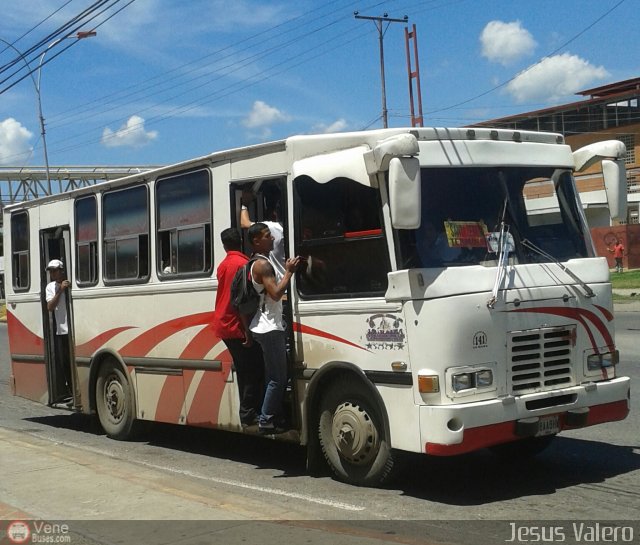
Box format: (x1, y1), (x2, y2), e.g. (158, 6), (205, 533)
(105, 375), (125, 423)
(331, 401), (379, 465)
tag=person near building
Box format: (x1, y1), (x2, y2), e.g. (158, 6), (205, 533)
(213, 228), (264, 428)
(609, 239), (625, 273)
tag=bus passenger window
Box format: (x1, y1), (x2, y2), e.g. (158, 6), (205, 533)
(103, 186), (149, 282)
(156, 169), (212, 278)
(294, 176), (390, 298)
(11, 211), (30, 291)
(75, 196), (98, 285)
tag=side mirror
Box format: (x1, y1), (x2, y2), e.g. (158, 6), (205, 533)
(602, 159), (627, 222)
(389, 157), (421, 229)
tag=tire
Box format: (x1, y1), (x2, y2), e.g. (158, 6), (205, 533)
(96, 359), (136, 440)
(489, 435), (555, 460)
(317, 378), (395, 486)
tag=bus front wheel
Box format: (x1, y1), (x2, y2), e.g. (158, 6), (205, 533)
(96, 359), (136, 440)
(318, 379), (394, 486)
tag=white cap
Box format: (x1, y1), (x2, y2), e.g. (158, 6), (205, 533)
(46, 259), (64, 270)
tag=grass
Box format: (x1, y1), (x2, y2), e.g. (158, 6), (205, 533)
(610, 269), (640, 289)
(0, 303), (5, 321)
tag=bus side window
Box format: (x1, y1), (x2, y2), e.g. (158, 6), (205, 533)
(156, 169), (212, 278)
(11, 211), (30, 291)
(75, 196), (98, 285)
(294, 176), (390, 298)
(103, 186), (150, 282)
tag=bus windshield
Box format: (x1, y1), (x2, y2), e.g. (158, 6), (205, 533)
(395, 166), (593, 269)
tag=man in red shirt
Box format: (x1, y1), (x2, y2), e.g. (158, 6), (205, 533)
(609, 239), (625, 273)
(213, 228), (264, 427)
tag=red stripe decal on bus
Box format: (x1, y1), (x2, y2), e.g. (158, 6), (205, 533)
(7, 312), (44, 355)
(75, 327), (136, 358)
(507, 307), (613, 352)
(594, 305), (614, 322)
(153, 374), (185, 424)
(292, 322), (369, 352)
(185, 347), (233, 426)
(180, 322), (219, 360)
(119, 312), (215, 357)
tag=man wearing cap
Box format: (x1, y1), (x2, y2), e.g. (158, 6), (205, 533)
(45, 259), (72, 398)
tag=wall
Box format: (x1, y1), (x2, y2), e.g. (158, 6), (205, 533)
(584, 207), (611, 228)
(591, 224), (640, 270)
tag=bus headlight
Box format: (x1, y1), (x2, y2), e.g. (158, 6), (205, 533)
(450, 368), (494, 393)
(587, 351), (618, 371)
(476, 369), (494, 387)
(452, 373), (473, 392)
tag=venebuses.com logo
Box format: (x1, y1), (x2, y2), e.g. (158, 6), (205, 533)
(5, 520), (71, 544)
(6, 521), (30, 544)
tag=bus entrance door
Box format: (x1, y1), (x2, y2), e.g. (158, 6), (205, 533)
(40, 227), (78, 408)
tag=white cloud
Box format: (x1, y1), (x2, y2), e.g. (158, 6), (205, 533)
(313, 119), (348, 134)
(242, 101), (290, 129)
(0, 118), (33, 165)
(102, 115), (158, 148)
(480, 20), (537, 66)
(506, 53), (609, 103)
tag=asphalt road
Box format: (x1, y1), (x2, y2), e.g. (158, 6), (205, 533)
(1, 311), (639, 544)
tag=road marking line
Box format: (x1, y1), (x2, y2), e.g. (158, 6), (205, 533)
(23, 431), (366, 512)
(136, 460), (366, 512)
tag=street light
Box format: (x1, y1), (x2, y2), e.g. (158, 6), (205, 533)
(0, 31), (96, 194)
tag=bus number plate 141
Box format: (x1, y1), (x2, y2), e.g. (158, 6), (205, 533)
(536, 415), (560, 436)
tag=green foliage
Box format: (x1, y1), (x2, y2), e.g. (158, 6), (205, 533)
(611, 269), (640, 289)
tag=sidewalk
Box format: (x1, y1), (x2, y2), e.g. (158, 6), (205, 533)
(613, 288), (640, 311)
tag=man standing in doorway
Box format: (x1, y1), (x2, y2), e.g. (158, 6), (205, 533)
(240, 186), (285, 275)
(213, 228), (264, 428)
(247, 222), (300, 434)
(45, 259), (72, 400)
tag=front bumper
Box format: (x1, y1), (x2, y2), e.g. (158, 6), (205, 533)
(421, 377), (630, 455)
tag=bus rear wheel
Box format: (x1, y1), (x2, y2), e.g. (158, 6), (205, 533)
(318, 379), (394, 486)
(96, 359), (136, 440)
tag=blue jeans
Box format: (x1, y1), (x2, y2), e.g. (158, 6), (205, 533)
(252, 330), (287, 428)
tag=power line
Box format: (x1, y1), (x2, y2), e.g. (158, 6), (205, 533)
(35, 2), (385, 152)
(0, 0), (132, 96)
(48, 0), (356, 123)
(47, 1), (362, 131)
(0, 1), (115, 77)
(0, 0), (75, 56)
(49, 25), (375, 156)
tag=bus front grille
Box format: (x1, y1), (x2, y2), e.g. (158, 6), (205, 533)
(507, 326), (576, 395)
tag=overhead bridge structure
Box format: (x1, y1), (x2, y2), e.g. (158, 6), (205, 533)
(0, 165), (160, 208)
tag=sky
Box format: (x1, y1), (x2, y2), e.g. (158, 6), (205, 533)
(0, 0), (637, 168)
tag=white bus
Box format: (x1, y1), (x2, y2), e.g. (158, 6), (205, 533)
(4, 128), (630, 486)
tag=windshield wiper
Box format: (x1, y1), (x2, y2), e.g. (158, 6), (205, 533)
(521, 238), (595, 298)
(487, 222), (512, 309)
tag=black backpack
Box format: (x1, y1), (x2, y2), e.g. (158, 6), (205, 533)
(230, 257), (264, 317)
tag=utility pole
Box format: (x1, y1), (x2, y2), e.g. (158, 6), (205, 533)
(355, 12), (408, 128)
(0, 32), (96, 195)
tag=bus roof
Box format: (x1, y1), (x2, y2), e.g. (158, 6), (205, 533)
(3, 126), (565, 213)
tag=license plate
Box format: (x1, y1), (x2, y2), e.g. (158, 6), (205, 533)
(536, 415), (560, 436)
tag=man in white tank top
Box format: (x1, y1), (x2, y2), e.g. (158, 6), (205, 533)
(240, 188), (285, 276)
(247, 222), (301, 434)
